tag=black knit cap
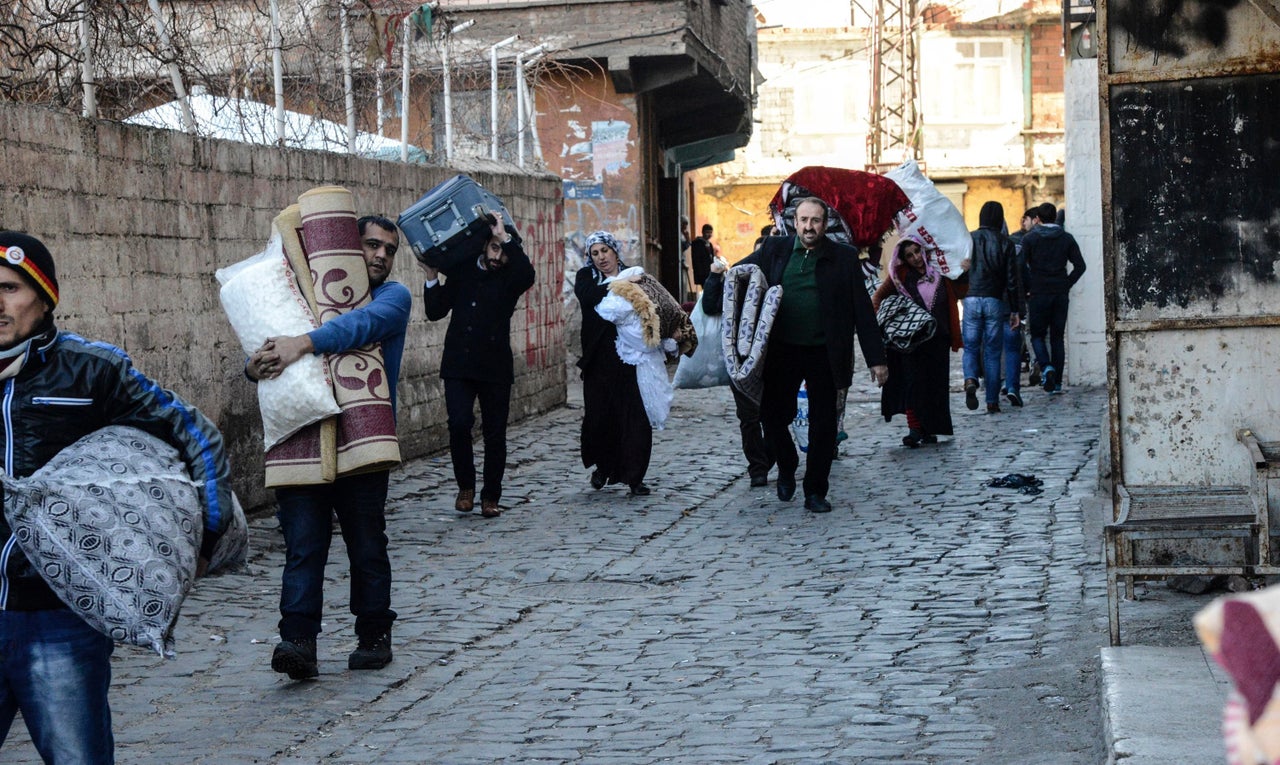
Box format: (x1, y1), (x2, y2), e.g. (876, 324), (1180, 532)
(0, 231), (59, 309)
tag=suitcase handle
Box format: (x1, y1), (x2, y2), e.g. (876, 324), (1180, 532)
(418, 199), (466, 244)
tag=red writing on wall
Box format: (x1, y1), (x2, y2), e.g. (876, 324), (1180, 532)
(525, 207), (564, 369)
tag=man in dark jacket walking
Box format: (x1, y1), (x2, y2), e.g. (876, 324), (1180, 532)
(961, 201), (1023, 411)
(0, 231), (233, 763)
(423, 212), (536, 519)
(704, 198), (887, 513)
(1020, 202), (1086, 393)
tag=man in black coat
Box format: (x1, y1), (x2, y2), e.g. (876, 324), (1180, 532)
(704, 198), (887, 513)
(423, 213), (536, 518)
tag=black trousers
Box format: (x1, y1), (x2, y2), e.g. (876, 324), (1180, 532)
(731, 383), (774, 479)
(444, 377), (512, 502)
(760, 342), (838, 499)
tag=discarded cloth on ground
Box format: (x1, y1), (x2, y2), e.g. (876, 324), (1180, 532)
(1197, 585), (1280, 765)
(721, 264), (782, 406)
(1, 426), (249, 658)
(216, 233), (341, 450)
(985, 473), (1043, 495)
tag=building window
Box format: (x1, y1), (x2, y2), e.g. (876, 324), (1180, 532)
(922, 37), (1017, 124)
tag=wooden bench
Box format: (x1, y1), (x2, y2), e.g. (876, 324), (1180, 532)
(1106, 483), (1261, 645)
(1238, 428), (1280, 574)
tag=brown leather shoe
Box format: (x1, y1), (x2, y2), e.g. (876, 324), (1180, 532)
(455, 488), (475, 513)
(481, 498), (502, 518)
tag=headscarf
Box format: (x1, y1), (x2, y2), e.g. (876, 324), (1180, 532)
(888, 235), (942, 311)
(584, 230), (627, 282)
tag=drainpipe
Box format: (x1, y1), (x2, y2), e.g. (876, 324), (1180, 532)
(270, 0), (285, 145)
(443, 19), (476, 162)
(146, 0), (195, 134)
(340, 0), (355, 153)
(1022, 27), (1034, 195)
(516, 43), (546, 167)
(80, 3), (96, 118)
(489, 35), (519, 161)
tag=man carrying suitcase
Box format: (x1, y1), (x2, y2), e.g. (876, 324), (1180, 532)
(422, 212), (535, 518)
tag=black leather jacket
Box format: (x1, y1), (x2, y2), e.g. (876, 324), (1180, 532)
(0, 324), (233, 610)
(967, 227), (1023, 314)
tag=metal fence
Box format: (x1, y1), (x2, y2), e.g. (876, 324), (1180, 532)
(0, 0), (580, 166)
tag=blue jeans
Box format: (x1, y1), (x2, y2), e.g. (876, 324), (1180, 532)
(1003, 323), (1024, 395)
(276, 471), (396, 641)
(444, 377), (512, 503)
(962, 296), (1010, 405)
(0, 609), (115, 764)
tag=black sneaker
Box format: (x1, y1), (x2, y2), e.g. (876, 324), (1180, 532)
(349, 632), (392, 670)
(272, 637), (318, 680)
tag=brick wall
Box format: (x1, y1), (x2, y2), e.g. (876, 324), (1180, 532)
(1031, 22), (1065, 128)
(0, 101), (566, 511)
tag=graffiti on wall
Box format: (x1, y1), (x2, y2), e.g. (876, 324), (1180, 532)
(558, 117), (640, 302)
(523, 207), (565, 369)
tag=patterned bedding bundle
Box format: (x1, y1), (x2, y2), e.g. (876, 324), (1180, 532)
(721, 264), (782, 405)
(1, 426), (248, 657)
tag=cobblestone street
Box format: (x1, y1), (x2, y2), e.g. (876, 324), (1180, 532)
(7, 374), (1109, 765)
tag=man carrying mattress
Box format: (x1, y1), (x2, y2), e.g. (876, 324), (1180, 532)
(0, 231), (233, 763)
(246, 215), (411, 680)
(703, 198), (887, 514)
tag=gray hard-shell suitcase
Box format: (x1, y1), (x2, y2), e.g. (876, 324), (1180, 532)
(397, 174), (515, 272)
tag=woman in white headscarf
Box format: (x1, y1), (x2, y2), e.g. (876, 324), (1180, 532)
(574, 231), (694, 496)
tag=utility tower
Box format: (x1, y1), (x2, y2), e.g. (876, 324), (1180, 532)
(860, 0), (923, 171)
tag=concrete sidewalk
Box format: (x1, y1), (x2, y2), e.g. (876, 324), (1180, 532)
(1102, 645), (1231, 765)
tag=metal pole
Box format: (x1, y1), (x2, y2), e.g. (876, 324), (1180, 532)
(488, 35), (518, 161)
(270, 0), (285, 145)
(515, 43), (546, 168)
(340, 0), (356, 153)
(79, 1), (96, 118)
(376, 59), (385, 136)
(400, 14), (410, 163)
(442, 20), (475, 163)
(146, 0), (195, 133)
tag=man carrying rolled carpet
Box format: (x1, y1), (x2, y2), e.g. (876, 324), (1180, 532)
(247, 215), (411, 679)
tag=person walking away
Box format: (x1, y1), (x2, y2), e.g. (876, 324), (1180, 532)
(0, 231), (233, 763)
(423, 212), (535, 519)
(961, 201), (1023, 412)
(247, 215), (411, 679)
(873, 237), (962, 446)
(688, 224), (716, 295)
(1020, 202), (1085, 394)
(704, 198), (887, 513)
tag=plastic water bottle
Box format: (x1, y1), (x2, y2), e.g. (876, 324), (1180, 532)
(790, 385), (809, 453)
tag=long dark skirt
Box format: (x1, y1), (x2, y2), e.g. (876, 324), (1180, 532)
(580, 344), (652, 487)
(880, 332), (954, 437)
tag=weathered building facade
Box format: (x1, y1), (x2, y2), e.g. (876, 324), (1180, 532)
(690, 0), (1066, 274)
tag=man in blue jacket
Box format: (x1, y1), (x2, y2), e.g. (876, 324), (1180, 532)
(0, 231), (233, 763)
(422, 212), (535, 519)
(1020, 202), (1086, 393)
(248, 215), (411, 680)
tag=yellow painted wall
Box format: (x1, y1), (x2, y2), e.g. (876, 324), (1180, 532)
(962, 178), (1027, 235)
(690, 181), (781, 265)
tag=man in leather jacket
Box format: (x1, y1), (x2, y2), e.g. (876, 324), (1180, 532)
(0, 231), (233, 763)
(961, 201), (1023, 412)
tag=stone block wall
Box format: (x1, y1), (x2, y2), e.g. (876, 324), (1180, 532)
(0, 101), (566, 511)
